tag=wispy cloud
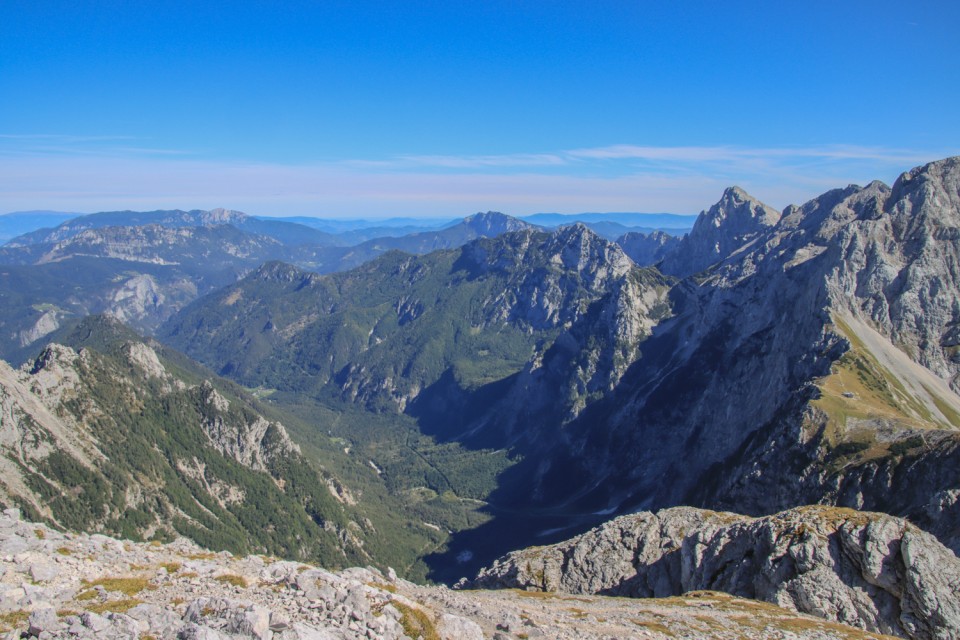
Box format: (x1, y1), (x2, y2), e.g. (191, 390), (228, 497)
(564, 144), (934, 164)
(0, 137), (954, 218)
(394, 153), (567, 169)
(0, 134), (137, 142)
(342, 144), (947, 189)
(0, 133), (197, 158)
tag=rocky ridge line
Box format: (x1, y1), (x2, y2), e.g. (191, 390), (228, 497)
(464, 505), (960, 640)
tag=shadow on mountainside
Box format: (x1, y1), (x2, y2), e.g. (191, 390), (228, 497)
(417, 285), (714, 583)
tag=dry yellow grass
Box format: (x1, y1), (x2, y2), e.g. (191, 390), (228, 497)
(0, 610), (28, 632)
(83, 576), (155, 596)
(86, 598), (143, 614)
(214, 574), (248, 588)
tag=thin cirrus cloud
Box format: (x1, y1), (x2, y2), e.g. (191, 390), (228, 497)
(0, 137), (952, 217)
(391, 144), (939, 171)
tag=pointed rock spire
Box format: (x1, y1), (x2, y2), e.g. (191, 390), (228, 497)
(660, 186), (780, 277)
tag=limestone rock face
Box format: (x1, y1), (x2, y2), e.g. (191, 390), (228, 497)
(461, 210), (534, 236)
(615, 229), (681, 266)
(456, 224), (637, 331)
(467, 505), (960, 639)
(197, 381), (301, 473)
(660, 185), (781, 277)
(16, 310), (59, 348)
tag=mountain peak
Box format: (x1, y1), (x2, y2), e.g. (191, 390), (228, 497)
(888, 156), (960, 221)
(202, 208), (248, 224)
(660, 187), (780, 277)
(721, 185), (751, 200)
(712, 186), (780, 226)
(462, 211), (532, 235)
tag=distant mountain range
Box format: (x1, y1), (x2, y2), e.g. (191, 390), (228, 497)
(2, 209), (696, 245)
(0, 210), (80, 242)
(0, 210), (537, 357)
(521, 211), (697, 231)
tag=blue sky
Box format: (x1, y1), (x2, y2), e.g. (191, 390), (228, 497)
(2, 1), (958, 218)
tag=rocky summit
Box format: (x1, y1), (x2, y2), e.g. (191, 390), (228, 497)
(466, 505), (960, 640)
(0, 509), (900, 640)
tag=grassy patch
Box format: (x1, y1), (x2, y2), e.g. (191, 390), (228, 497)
(922, 382), (960, 428)
(214, 574), (248, 588)
(656, 591), (900, 639)
(159, 562), (181, 574)
(86, 598), (143, 614)
(510, 589), (591, 603)
(392, 601), (440, 640)
(83, 576), (155, 596)
(809, 318), (959, 471)
(815, 317), (956, 440)
(630, 618), (676, 636)
(367, 581), (398, 593)
(0, 610), (28, 632)
(512, 589), (559, 599)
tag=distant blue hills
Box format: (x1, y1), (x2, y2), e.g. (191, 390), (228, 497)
(2, 208), (695, 245)
(0, 210), (81, 241)
(520, 212), (696, 230)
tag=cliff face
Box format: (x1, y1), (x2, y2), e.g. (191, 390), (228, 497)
(659, 185), (781, 277)
(615, 229), (681, 266)
(467, 505), (960, 640)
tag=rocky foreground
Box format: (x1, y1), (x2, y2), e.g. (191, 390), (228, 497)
(0, 509), (906, 640)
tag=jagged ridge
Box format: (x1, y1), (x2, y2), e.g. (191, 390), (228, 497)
(466, 505), (960, 639)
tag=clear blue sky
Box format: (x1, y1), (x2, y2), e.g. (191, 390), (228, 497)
(2, 1), (958, 217)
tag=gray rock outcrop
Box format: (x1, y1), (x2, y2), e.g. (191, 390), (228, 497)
(466, 505), (960, 639)
(659, 185), (781, 277)
(615, 229), (681, 266)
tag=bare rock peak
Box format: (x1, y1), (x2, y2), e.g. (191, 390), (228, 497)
(659, 185), (780, 276)
(462, 210), (532, 233)
(202, 207), (248, 224)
